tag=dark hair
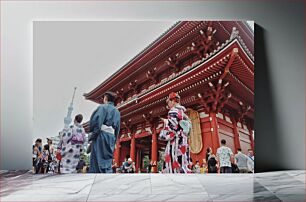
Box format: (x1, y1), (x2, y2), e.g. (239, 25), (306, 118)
(104, 91), (116, 103)
(206, 147), (211, 153)
(221, 139), (226, 145)
(35, 138), (42, 143)
(44, 144), (49, 150)
(75, 114), (83, 123)
(196, 160), (199, 163)
(237, 148), (242, 151)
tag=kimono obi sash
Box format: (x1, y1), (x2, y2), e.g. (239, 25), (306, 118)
(101, 124), (115, 135)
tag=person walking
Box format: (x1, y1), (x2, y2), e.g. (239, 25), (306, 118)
(57, 114), (86, 173)
(216, 139), (234, 173)
(88, 91), (121, 173)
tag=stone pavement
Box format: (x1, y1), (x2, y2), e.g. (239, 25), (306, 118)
(1, 170), (305, 201)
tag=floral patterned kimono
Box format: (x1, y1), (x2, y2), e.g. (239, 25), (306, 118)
(57, 123), (85, 174)
(159, 104), (192, 173)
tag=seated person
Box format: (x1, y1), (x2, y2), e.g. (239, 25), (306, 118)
(122, 158), (135, 173)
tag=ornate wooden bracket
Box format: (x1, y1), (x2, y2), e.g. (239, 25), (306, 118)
(116, 88), (125, 103)
(165, 55), (181, 73)
(196, 48), (238, 113)
(122, 119), (134, 135)
(142, 111), (159, 128)
(207, 80), (231, 113)
(128, 80), (139, 94)
(190, 41), (205, 59)
(146, 67), (158, 84)
(220, 48), (238, 80)
(236, 102), (251, 123)
(198, 26), (218, 57)
(197, 92), (211, 113)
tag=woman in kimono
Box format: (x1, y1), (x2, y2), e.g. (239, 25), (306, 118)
(57, 114), (85, 174)
(159, 92), (192, 173)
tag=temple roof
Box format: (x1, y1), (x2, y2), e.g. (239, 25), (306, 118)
(84, 21), (254, 102)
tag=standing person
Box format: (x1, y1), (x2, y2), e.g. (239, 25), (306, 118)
(32, 139), (42, 174)
(216, 139), (234, 173)
(89, 91), (121, 173)
(39, 144), (50, 174)
(45, 138), (54, 173)
(247, 149), (254, 173)
(234, 148), (249, 173)
(207, 154), (218, 173)
(206, 147), (212, 162)
(57, 114), (86, 174)
(159, 92), (191, 173)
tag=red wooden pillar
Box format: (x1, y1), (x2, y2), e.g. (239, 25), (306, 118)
(209, 112), (220, 154)
(151, 127), (158, 173)
(130, 135), (136, 162)
(231, 117), (241, 153)
(114, 140), (121, 165)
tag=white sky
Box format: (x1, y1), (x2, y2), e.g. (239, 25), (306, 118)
(34, 21), (175, 141)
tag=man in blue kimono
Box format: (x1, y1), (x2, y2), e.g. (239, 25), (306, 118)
(89, 91), (121, 173)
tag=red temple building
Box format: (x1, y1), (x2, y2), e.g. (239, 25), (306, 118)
(84, 21), (254, 173)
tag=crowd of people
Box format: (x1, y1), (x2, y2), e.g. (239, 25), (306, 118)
(32, 114), (88, 174)
(190, 141), (254, 174)
(109, 139), (254, 174)
(33, 90), (254, 174)
(32, 138), (56, 174)
(33, 91), (119, 174)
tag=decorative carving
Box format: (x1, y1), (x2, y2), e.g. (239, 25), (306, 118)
(197, 80), (231, 114)
(142, 111), (158, 128)
(236, 101), (251, 123)
(122, 119), (134, 134)
(128, 80), (139, 94)
(146, 67), (158, 84)
(190, 25), (219, 60)
(165, 55), (181, 73)
(115, 88), (125, 104)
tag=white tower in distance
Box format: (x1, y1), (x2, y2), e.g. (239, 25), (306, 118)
(64, 87), (77, 129)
